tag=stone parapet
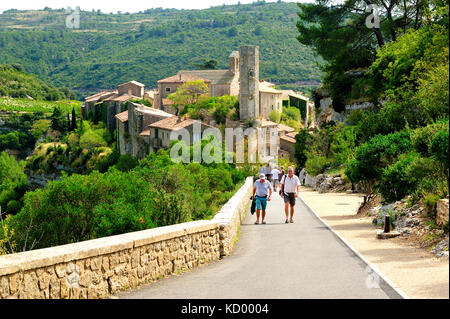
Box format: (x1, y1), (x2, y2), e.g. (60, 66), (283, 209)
(212, 176), (253, 256)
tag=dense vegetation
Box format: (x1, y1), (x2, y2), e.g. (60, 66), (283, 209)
(0, 146), (248, 252)
(297, 0), (431, 110)
(0, 64), (74, 100)
(0, 2), (322, 98)
(294, 0), (449, 214)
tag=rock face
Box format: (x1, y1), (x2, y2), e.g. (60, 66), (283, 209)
(312, 174), (347, 193)
(436, 198), (449, 226)
(431, 238), (449, 258)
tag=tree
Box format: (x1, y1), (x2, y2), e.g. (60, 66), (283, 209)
(345, 131), (411, 201)
(0, 152), (27, 215)
(294, 129), (310, 168)
(430, 128), (449, 192)
(167, 81), (210, 116)
(297, 0), (428, 109)
(50, 107), (67, 133)
(195, 59), (218, 70)
(71, 107), (77, 131)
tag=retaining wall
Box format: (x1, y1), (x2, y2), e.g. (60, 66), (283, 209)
(0, 176), (253, 299)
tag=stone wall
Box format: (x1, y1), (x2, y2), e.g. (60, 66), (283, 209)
(212, 177), (253, 256)
(437, 198), (449, 226)
(0, 177), (254, 299)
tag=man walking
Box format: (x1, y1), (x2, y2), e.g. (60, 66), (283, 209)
(252, 173), (272, 224)
(280, 166), (300, 223)
(271, 166), (281, 192)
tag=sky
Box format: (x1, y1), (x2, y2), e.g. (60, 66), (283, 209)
(0, 0), (308, 14)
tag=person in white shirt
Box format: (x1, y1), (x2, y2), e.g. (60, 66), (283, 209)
(280, 166), (301, 223)
(270, 166), (281, 192)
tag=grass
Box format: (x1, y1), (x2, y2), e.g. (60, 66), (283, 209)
(0, 97), (81, 114)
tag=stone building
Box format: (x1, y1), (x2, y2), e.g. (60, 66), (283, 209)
(155, 51), (240, 112)
(140, 116), (215, 154)
(82, 81), (146, 134)
(114, 102), (175, 158)
(259, 80), (284, 116)
(84, 45), (317, 162)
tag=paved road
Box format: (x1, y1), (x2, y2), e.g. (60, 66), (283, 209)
(118, 190), (400, 299)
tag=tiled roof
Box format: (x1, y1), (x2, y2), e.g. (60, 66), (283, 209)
(104, 93), (138, 102)
(286, 131), (297, 138)
(281, 90), (309, 101)
(118, 80), (145, 87)
(261, 119), (279, 127)
(148, 116), (214, 131)
(139, 128), (150, 136)
(84, 90), (117, 103)
(259, 80), (282, 94)
(277, 123), (296, 133)
(259, 86), (283, 94)
(179, 70), (236, 85)
(158, 73), (211, 84)
(280, 135), (296, 143)
(114, 111), (128, 123)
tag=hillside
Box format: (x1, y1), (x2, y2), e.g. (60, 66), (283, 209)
(0, 2), (323, 97)
(0, 64), (74, 100)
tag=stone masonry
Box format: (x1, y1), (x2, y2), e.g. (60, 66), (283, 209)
(239, 45), (260, 121)
(437, 198), (449, 226)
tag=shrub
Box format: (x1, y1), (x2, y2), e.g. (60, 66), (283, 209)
(305, 155), (331, 176)
(424, 194), (440, 218)
(115, 154), (138, 172)
(377, 153), (419, 203)
(269, 110), (281, 123)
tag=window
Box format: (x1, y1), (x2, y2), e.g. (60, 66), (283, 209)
(165, 87), (171, 92)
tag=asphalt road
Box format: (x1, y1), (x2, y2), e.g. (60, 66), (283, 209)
(117, 190), (400, 299)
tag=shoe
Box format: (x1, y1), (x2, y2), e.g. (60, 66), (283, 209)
(255, 221), (259, 224)
(285, 219), (289, 223)
(262, 221), (266, 224)
(290, 219), (294, 223)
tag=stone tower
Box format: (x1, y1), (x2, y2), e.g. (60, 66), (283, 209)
(239, 45), (259, 121)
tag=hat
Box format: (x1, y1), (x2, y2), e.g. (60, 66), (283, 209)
(259, 173), (265, 179)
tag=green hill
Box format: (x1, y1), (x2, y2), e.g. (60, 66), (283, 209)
(0, 64), (74, 100)
(0, 2), (322, 98)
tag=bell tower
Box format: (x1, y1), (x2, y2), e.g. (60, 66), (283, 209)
(239, 45), (259, 121)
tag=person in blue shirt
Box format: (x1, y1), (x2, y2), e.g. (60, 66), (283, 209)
(252, 173), (273, 224)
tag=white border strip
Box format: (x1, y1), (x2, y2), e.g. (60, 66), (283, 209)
(299, 194), (410, 299)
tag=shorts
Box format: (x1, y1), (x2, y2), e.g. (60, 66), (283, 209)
(273, 179), (279, 186)
(255, 195), (268, 211)
(283, 193), (296, 206)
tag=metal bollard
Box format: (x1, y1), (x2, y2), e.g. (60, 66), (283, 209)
(384, 215), (390, 233)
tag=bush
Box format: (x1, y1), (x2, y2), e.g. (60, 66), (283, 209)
(115, 154), (138, 172)
(7, 149), (247, 250)
(345, 131), (411, 194)
(377, 153), (418, 203)
(424, 194), (440, 218)
(269, 110), (281, 123)
(305, 155), (331, 176)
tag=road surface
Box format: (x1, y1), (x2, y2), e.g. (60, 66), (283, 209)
(117, 190), (400, 299)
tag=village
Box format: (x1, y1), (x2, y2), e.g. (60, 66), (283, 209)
(81, 45), (315, 162)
